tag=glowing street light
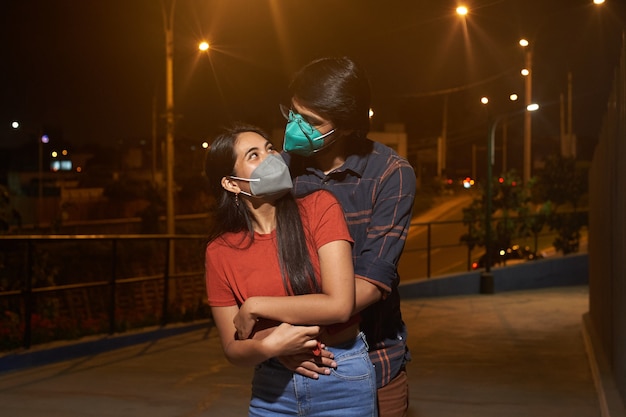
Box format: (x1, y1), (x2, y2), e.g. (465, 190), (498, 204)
(527, 103), (540, 112)
(456, 5), (469, 16)
(198, 41), (210, 52)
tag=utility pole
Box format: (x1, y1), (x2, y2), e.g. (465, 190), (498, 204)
(163, 0), (176, 238)
(162, 0), (177, 278)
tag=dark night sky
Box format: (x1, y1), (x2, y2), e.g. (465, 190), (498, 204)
(1, 0), (624, 173)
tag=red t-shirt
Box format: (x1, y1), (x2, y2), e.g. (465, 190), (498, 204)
(205, 190), (353, 307)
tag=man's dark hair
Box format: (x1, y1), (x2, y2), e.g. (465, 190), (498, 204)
(289, 56), (371, 138)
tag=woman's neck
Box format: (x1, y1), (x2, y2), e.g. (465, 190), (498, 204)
(246, 199), (277, 234)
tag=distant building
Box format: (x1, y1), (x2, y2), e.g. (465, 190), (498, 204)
(368, 123), (408, 159)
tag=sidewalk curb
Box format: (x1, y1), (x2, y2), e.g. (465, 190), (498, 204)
(582, 313), (626, 417)
(0, 320), (211, 374)
(400, 253), (588, 298)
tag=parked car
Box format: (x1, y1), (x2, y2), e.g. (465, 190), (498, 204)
(471, 244), (542, 270)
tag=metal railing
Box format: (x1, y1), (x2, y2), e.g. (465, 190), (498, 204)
(0, 234), (207, 350)
(0, 210), (587, 350)
(402, 210), (588, 279)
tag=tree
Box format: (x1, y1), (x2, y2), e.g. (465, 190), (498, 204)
(532, 156), (588, 254)
(532, 156), (587, 208)
(461, 170), (530, 254)
(462, 154), (590, 259)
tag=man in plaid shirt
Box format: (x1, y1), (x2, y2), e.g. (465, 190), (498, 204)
(281, 56), (416, 417)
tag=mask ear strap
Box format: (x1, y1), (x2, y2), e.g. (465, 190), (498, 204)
(310, 129), (337, 153)
(317, 129), (335, 141)
(229, 176), (260, 182)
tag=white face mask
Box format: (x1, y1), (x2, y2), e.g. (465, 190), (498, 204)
(230, 154), (293, 198)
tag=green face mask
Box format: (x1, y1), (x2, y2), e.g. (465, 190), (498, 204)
(282, 110), (335, 157)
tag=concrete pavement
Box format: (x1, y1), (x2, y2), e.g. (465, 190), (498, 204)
(0, 285), (600, 416)
(403, 285), (599, 417)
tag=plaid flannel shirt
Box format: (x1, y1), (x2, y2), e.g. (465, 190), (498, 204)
(285, 138), (416, 388)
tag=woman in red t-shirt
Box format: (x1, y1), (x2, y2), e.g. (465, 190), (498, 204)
(204, 124), (377, 416)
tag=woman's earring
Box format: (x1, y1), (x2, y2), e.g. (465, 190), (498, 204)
(235, 193), (239, 207)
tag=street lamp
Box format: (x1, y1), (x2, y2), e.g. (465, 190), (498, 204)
(162, 0), (210, 237)
(481, 103), (539, 294)
(11, 121), (47, 227)
(162, 0), (176, 241)
(38, 134), (50, 227)
(476, 94), (519, 178)
(438, 6), (470, 178)
(160, 0), (178, 285)
(198, 41), (210, 52)
(161, 2), (210, 278)
(519, 38), (533, 186)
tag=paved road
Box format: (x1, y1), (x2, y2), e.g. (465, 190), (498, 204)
(0, 286), (600, 417)
(399, 193), (474, 279)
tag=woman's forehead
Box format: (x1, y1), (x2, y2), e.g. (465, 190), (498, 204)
(234, 131), (269, 154)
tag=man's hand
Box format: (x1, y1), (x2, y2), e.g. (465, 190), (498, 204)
(278, 349), (337, 380)
(233, 299), (257, 340)
(261, 323), (321, 357)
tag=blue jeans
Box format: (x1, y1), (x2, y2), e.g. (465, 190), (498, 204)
(249, 332), (377, 416)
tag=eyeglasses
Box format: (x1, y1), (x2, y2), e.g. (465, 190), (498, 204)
(279, 103), (294, 121)
(279, 104), (332, 130)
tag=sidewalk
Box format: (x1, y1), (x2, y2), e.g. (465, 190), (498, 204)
(0, 285), (599, 417)
(403, 285), (598, 417)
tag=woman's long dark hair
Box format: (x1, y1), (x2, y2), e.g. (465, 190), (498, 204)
(204, 123), (320, 295)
